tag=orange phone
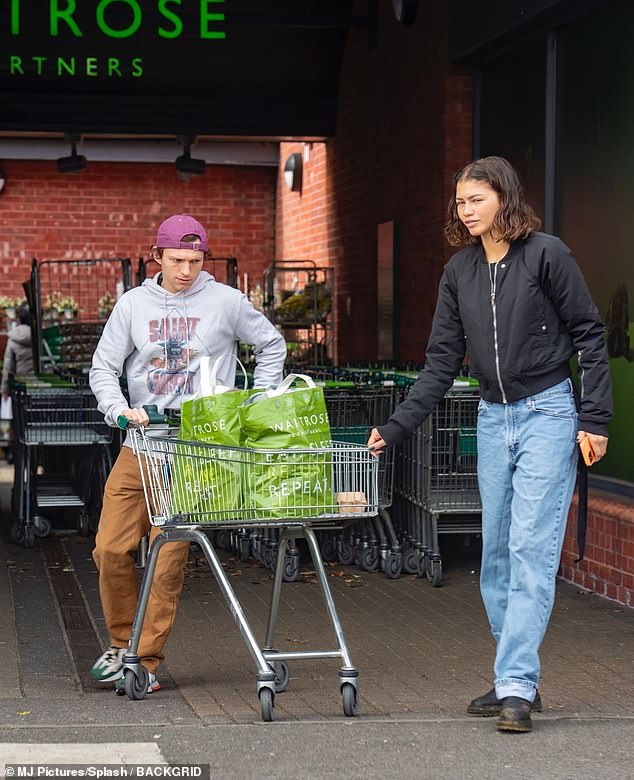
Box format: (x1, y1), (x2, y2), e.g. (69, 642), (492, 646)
(579, 437), (596, 467)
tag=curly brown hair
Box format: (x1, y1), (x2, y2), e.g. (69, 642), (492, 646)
(443, 156), (541, 246)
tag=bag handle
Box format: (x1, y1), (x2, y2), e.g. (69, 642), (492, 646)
(265, 373), (315, 398)
(199, 354), (249, 396)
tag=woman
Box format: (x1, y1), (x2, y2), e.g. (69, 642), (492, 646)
(368, 156), (612, 733)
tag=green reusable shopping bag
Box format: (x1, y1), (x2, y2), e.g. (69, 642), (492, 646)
(239, 374), (336, 519)
(169, 355), (252, 521)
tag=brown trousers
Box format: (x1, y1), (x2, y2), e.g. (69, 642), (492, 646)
(92, 446), (189, 674)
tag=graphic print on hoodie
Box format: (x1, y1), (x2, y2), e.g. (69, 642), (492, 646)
(147, 304), (201, 396)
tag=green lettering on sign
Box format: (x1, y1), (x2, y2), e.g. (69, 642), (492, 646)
(51, 0), (83, 37)
(96, 0), (142, 39)
(201, 0), (226, 40)
(158, 0), (183, 39)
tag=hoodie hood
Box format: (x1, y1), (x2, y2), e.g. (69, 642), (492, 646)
(8, 324), (31, 347)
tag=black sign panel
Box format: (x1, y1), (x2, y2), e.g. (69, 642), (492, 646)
(0, 1), (354, 136)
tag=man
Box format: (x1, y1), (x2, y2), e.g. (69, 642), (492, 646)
(89, 214), (286, 693)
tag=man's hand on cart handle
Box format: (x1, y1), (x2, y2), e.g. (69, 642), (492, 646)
(117, 407), (151, 430)
(367, 427), (387, 457)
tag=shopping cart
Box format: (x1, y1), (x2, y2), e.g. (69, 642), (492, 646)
(394, 383), (481, 586)
(322, 385), (401, 577)
(120, 421), (378, 721)
(10, 380), (114, 546)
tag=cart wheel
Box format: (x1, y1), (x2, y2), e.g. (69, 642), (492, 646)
(430, 559), (443, 587)
(282, 553), (300, 582)
(259, 687), (275, 722)
(10, 523), (22, 544)
(239, 536), (250, 564)
(341, 683), (358, 717)
(338, 539), (355, 565)
(272, 661), (290, 693)
(320, 535), (337, 562)
(32, 515), (52, 539)
(383, 550), (402, 579)
(359, 546), (379, 572)
(124, 667), (149, 700)
(23, 526), (36, 548)
(78, 510), (91, 537)
(404, 549), (421, 575)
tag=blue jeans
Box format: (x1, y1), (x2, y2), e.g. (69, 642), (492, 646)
(477, 378), (578, 701)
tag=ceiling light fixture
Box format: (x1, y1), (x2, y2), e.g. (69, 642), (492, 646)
(57, 135), (86, 173)
(175, 140), (205, 178)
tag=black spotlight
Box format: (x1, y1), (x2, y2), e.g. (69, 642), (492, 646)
(175, 143), (205, 176)
(57, 137), (86, 173)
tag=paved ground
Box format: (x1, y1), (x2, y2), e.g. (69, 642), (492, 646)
(1, 461), (634, 778)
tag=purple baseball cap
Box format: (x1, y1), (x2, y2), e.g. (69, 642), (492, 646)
(155, 214), (208, 252)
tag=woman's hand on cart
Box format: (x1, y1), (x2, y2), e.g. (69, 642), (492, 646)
(367, 427), (387, 456)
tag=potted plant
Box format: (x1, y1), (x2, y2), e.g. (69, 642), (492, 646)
(97, 291), (115, 319)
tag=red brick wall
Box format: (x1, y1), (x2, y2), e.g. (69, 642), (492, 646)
(561, 492), (634, 607)
(274, 3), (473, 363)
(0, 160), (277, 304)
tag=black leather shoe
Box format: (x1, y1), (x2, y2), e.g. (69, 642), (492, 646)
(497, 696), (533, 732)
(467, 688), (542, 717)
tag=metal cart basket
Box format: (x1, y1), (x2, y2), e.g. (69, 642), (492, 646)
(394, 383), (481, 586)
(121, 427), (378, 721)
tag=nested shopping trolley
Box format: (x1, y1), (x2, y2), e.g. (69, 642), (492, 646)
(10, 380), (114, 546)
(121, 423), (378, 721)
(394, 382), (482, 586)
(322, 384), (401, 577)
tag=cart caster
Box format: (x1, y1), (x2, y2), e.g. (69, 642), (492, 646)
(32, 515), (52, 539)
(259, 687), (275, 722)
(341, 682), (358, 717)
(122, 666), (149, 700)
(78, 510), (91, 536)
(383, 550), (402, 579)
(338, 539), (355, 565)
(320, 534), (337, 562)
(10, 523), (22, 544)
(359, 546), (379, 572)
(239, 535), (250, 564)
(271, 660), (290, 693)
(282, 551), (300, 582)
(404, 548), (421, 575)
(23, 526), (36, 548)
(426, 557), (443, 587)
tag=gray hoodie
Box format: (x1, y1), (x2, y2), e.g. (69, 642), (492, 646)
(1, 324), (33, 394)
(89, 271), (286, 444)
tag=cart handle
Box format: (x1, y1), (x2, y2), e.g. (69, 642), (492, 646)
(117, 404), (168, 430)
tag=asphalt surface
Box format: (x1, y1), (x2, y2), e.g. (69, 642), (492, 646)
(1, 461), (634, 779)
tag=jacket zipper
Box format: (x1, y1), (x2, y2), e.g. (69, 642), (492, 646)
(489, 262), (507, 403)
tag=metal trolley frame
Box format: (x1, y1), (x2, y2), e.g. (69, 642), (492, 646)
(394, 384), (481, 586)
(121, 428), (378, 722)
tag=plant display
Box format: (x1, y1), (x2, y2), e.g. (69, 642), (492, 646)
(273, 281), (331, 324)
(43, 291), (79, 314)
(0, 296), (23, 309)
(97, 291), (116, 318)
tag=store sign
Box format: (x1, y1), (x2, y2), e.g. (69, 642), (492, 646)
(3, 0), (226, 81)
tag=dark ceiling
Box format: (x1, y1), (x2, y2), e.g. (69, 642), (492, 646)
(0, 0), (367, 138)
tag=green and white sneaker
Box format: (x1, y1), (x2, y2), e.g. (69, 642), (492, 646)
(115, 671), (161, 696)
(90, 646), (126, 683)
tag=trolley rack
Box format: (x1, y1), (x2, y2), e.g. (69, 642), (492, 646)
(394, 383), (481, 586)
(31, 256), (133, 373)
(322, 384), (401, 577)
(10, 380), (114, 546)
(121, 424), (378, 721)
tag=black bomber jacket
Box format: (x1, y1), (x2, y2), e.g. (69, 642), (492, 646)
(378, 232), (613, 445)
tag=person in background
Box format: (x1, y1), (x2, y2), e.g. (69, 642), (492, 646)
(89, 214), (286, 695)
(368, 156), (612, 733)
(1, 303), (33, 464)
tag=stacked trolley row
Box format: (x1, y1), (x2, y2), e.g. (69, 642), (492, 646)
(320, 383), (402, 577)
(10, 378), (114, 546)
(122, 422), (379, 721)
(7, 257), (133, 546)
(393, 380), (482, 586)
